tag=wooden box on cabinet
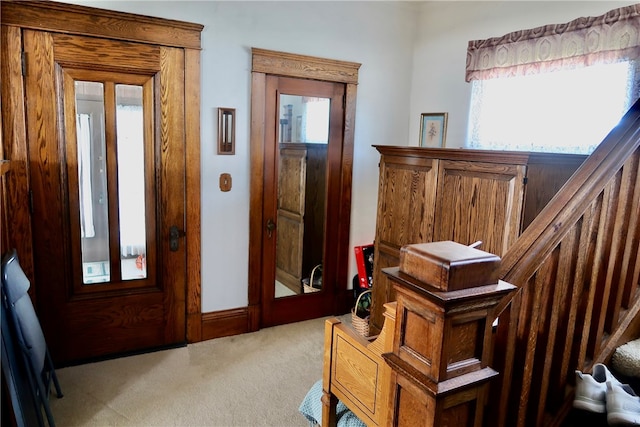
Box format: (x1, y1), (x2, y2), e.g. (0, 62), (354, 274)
(369, 146), (586, 334)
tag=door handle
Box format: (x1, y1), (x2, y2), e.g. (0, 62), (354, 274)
(169, 225), (186, 252)
(266, 218), (276, 238)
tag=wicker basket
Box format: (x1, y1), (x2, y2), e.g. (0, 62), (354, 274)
(303, 264), (322, 293)
(351, 289), (371, 337)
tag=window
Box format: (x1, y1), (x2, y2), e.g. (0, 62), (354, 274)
(468, 61), (637, 154)
(465, 5), (640, 154)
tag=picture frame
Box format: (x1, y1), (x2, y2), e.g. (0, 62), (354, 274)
(419, 112), (448, 148)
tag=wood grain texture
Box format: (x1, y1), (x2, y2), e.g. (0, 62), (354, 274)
(250, 67), (354, 328)
(53, 33), (160, 72)
(376, 154), (437, 250)
(322, 302), (396, 427)
(322, 318), (340, 427)
(486, 100), (640, 426)
(248, 72), (266, 315)
(522, 153), (586, 229)
(1, 25), (36, 290)
(382, 255), (511, 427)
(258, 75), (280, 326)
(5, 3), (202, 362)
(61, 294), (166, 360)
(185, 47), (202, 343)
(1, 0), (202, 49)
(372, 145), (532, 165)
(620, 151), (640, 308)
(333, 334), (379, 412)
(399, 241), (500, 291)
(0, 160), (9, 255)
(60, 66), (87, 293)
(370, 154), (438, 329)
(302, 144), (327, 276)
(334, 83), (358, 314)
(23, 30), (69, 358)
(252, 48), (360, 84)
(159, 46), (187, 344)
(433, 160), (525, 257)
(499, 102), (640, 282)
(370, 146), (583, 335)
(274, 145), (312, 291)
(201, 307), (249, 341)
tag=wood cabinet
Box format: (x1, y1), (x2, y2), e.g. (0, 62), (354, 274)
(369, 146), (586, 333)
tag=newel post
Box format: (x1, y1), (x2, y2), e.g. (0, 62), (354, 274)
(382, 241), (515, 427)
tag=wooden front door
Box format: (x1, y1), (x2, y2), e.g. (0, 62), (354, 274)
(23, 30), (187, 364)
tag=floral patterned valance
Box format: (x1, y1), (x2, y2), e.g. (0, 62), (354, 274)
(466, 4), (640, 81)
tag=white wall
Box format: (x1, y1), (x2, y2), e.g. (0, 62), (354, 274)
(57, 0), (637, 314)
(409, 1), (638, 149)
(62, 0), (418, 312)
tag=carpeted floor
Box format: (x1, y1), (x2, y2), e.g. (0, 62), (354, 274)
(50, 314), (351, 426)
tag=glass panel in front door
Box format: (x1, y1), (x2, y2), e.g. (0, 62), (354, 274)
(74, 81), (148, 284)
(75, 81), (110, 284)
(115, 84), (147, 281)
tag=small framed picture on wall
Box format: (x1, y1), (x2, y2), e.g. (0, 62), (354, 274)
(419, 112), (448, 148)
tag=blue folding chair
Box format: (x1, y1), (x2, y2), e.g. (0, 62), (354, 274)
(1, 249), (63, 427)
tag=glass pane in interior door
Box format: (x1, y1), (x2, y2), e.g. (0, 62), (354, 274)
(75, 81), (111, 284)
(116, 84), (147, 281)
(279, 95), (330, 144)
(274, 94), (329, 298)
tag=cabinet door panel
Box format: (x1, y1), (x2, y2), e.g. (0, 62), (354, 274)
(433, 160), (525, 256)
(376, 156), (438, 249)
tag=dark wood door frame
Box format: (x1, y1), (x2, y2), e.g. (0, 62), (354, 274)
(248, 48), (361, 331)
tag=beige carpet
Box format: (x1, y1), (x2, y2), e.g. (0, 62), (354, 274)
(49, 314), (350, 426)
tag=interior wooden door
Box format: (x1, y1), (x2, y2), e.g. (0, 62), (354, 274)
(261, 76), (345, 327)
(23, 30), (187, 364)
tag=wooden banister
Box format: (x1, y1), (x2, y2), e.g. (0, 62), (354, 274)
(382, 241), (516, 426)
(321, 100), (639, 427)
(500, 100), (640, 285)
(487, 98), (640, 427)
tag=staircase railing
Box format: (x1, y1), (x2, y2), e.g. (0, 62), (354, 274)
(485, 99), (640, 426)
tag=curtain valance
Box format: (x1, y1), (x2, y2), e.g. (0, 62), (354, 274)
(466, 4), (640, 82)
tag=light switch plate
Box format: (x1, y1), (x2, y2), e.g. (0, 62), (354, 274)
(219, 173), (232, 192)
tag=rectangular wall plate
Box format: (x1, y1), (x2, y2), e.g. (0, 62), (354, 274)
(219, 173), (232, 192)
